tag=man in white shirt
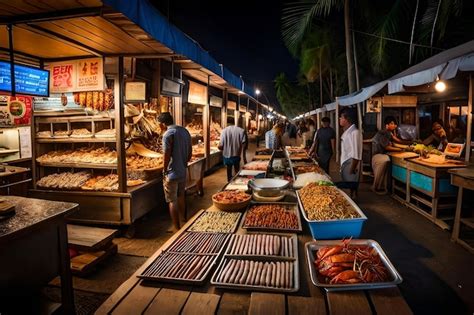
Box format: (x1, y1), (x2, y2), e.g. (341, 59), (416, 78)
(219, 117), (246, 181)
(339, 109), (362, 199)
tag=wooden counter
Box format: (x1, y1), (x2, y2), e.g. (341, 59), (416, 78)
(403, 158), (466, 230)
(0, 196), (78, 314)
(389, 152), (418, 203)
(449, 167), (474, 253)
(95, 208), (412, 315)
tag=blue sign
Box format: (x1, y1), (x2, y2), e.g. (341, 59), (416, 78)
(0, 61), (49, 97)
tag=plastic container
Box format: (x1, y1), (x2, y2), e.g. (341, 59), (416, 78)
(296, 189), (367, 239)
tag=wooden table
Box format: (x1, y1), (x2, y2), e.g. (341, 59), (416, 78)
(0, 196), (78, 314)
(402, 158), (466, 230)
(95, 208), (412, 315)
(449, 167), (474, 253)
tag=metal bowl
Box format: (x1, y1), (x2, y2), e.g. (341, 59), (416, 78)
(248, 178), (290, 197)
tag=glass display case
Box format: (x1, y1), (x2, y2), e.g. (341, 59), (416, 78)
(184, 102), (204, 145)
(210, 105), (222, 152)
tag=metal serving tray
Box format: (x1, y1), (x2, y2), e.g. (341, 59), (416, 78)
(296, 188), (367, 239)
(305, 239), (403, 291)
(241, 202), (302, 233)
(188, 210), (242, 234)
(165, 232), (231, 254)
(138, 252), (219, 285)
(288, 158), (320, 180)
(225, 232), (298, 259)
(210, 255), (299, 293)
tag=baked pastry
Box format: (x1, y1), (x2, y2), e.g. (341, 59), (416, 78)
(53, 130), (70, 138)
(95, 129), (115, 138)
(71, 128), (92, 138)
(36, 130), (52, 138)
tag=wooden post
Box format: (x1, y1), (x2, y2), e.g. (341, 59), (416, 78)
(335, 100), (340, 163)
(117, 56), (127, 192)
(357, 102), (363, 133)
(466, 74), (473, 162)
(205, 75), (210, 170)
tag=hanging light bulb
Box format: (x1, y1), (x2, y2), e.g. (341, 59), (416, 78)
(435, 76), (446, 92)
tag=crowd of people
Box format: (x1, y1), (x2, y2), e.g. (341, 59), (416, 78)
(159, 108), (467, 231)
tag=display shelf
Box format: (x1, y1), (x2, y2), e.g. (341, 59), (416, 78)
(37, 162), (118, 169)
(36, 137), (116, 143)
(35, 116), (114, 123)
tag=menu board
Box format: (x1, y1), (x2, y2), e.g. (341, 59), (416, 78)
(0, 61), (49, 96)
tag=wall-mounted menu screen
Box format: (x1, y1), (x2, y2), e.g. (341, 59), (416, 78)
(0, 61), (50, 97)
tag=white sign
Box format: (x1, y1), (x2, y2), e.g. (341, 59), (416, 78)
(125, 82), (146, 102)
(19, 126), (31, 158)
(210, 96), (222, 107)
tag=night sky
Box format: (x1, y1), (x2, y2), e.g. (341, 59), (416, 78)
(150, 0), (299, 110)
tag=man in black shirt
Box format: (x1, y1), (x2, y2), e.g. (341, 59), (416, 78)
(309, 117), (335, 174)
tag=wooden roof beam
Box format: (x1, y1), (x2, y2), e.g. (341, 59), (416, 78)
(0, 7), (104, 25)
(23, 24), (103, 56)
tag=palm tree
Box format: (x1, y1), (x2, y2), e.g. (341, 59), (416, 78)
(420, 0), (463, 54)
(282, 0), (356, 93)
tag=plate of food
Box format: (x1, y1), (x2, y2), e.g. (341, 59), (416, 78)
(444, 143), (464, 157)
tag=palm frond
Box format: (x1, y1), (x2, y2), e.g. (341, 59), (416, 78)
(369, 0), (405, 74)
(281, 0), (343, 57)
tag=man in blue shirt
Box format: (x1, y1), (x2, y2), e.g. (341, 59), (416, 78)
(159, 112), (192, 232)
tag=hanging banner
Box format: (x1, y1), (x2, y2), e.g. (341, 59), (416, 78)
(49, 58), (104, 93)
(188, 81), (207, 105)
(227, 100), (236, 110)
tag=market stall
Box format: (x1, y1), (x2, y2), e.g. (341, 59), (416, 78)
(29, 59), (165, 226)
(97, 148), (412, 314)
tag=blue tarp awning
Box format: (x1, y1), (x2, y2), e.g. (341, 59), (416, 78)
(103, 0), (254, 97)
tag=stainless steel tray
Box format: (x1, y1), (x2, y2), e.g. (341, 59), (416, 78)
(225, 233), (298, 259)
(305, 239), (403, 291)
(296, 188), (367, 223)
(166, 232), (231, 254)
(138, 252), (219, 285)
(210, 255), (299, 293)
(188, 210), (242, 234)
(241, 202), (302, 233)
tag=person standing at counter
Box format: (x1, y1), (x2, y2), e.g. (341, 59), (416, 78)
(371, 116), (405, 195)
(309, 117), (335, 174)
(159, 112), (192, 233)
(423, 121), (448, 151)
(339, 109), (362, 199)
(219, 117), (246, 181)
